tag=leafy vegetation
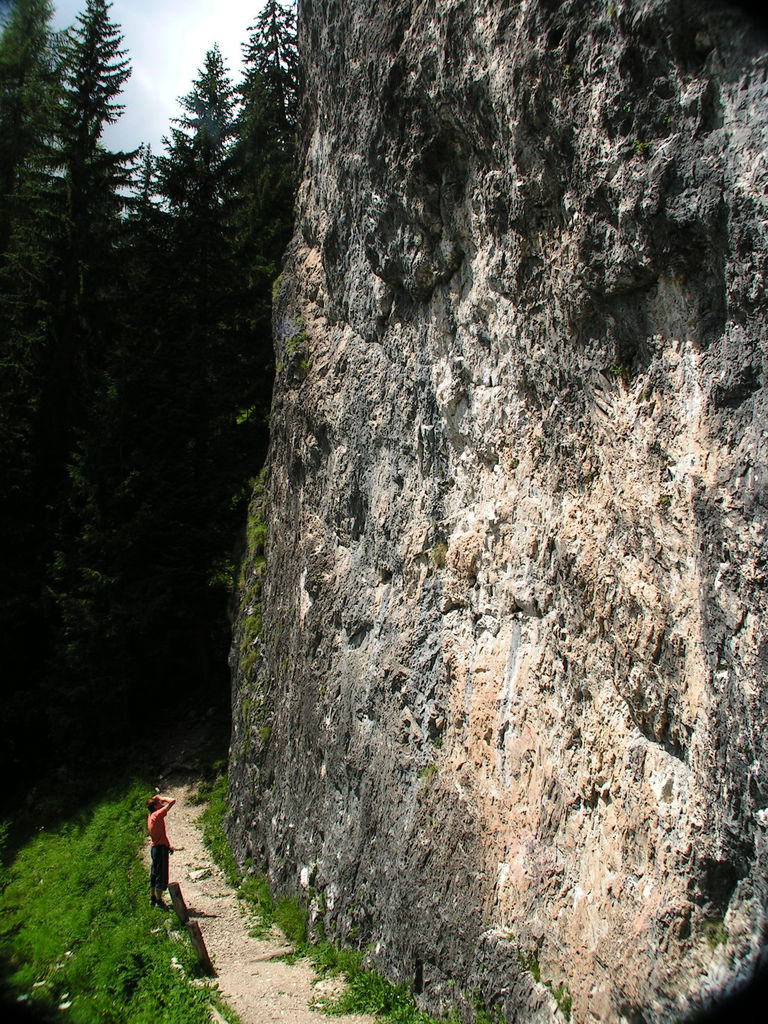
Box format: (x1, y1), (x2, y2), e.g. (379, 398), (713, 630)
(192, 766), (238, 887)
(0, 781), (227, 1023)
(607, 361), (632, 386)
(319, 954), (438, 1022)
(550, 981), (572, 1021)
(473, 1000), (504, 1024)
(516, 948), (541, 983)
(703, 918), (728, 949)
(517, 947), (571, 1021)
(430, 542), (448, 569)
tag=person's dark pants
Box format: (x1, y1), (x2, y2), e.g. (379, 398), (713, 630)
(150, 844), (170, 893)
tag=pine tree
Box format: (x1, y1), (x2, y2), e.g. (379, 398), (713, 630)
(56, 0), (133, 355)
(0, 0), (63, 777)
(149, 47), (249, 691)
(157, 42), (240, 495)
(2, 0), (134, 487)
(44, 0), (139, 739)
(40, 0), (133, 532)
(242, 0), (299, 134)
(225, 0), (299, 478)
(159, 44), (237, 334)
(143, 41), (285, 702)
(0, 0), (60, 259)
(235, 0), (298, 263)
(0, 0), (135, 765)
(0, 0), (61, 601)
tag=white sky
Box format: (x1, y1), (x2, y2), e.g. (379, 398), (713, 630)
(52, 1), (267, 154)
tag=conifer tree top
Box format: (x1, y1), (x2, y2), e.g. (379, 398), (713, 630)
(242, 0), (298, 130)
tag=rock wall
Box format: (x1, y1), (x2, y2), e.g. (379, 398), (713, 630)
(227, 2), (768, 1021)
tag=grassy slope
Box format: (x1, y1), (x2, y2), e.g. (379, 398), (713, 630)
(0, 780), (225, 1023)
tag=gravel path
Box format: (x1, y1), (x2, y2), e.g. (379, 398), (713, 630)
(142, 776), (375, 1024)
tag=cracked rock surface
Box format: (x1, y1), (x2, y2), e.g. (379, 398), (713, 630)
(228, 2), (768, 1021)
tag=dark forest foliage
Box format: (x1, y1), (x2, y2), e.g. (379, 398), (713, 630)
(0, 0), (298, 798)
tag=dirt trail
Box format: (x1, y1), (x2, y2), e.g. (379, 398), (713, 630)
(142, 776), (375, 1024)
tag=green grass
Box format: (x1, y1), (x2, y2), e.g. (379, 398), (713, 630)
(475, 1003), (504, 1024)
(274, 897), (307, 946)
(238, 874), (275, 936)
(551, 981), (572, 1021)
(192, 772), (277, 938)
(0, 780), (227, 1023)
(516, 949), (540, 982)
(306, 945), (439, 1023)
(193, 768), (238, 886)
(322, 963), (435, 1021)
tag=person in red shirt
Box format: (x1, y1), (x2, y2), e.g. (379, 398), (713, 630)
(146, 793), (175, 908)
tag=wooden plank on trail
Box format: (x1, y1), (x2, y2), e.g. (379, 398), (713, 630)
(186, 920), (214, 975)
(168, 882), (189, 924)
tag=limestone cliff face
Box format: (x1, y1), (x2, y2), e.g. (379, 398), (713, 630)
(227, 2), (768, 1021)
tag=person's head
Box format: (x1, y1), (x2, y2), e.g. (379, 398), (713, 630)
(146, 796), (160, 812)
